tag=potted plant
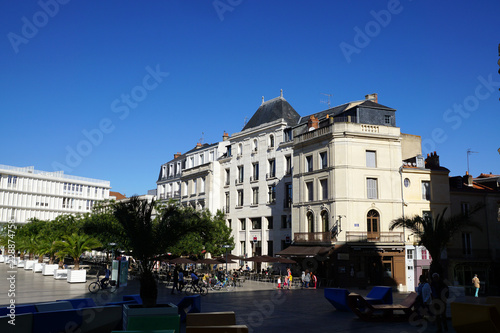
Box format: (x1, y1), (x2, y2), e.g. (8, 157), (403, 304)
(53, 233), (101, 283)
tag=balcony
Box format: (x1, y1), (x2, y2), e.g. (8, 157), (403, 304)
(345, 231), (403, 243)
(294, 232), (335, 244)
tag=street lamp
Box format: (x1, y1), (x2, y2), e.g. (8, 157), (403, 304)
(222, 245), (231, 276)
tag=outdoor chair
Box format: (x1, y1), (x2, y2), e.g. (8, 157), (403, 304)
(324, 288), (351, 312)
(347, 292), (418, 321)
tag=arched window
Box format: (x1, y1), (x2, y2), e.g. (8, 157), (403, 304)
(321, 210), (329, 232)
(307, 211), (314, 233)
(367, 209), (380, 240)
(269, 134), (275, 148)
(238, 143), (243, 155)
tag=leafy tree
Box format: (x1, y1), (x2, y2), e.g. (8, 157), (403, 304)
(390, 205), (482, 276)
(53, 233), (101, 270)
(15, 219), (48, 260)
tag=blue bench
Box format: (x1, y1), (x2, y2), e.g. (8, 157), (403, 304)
(57, 297), (97, 309)
(0, 303), (37, 316)
(365, 286), (393, 305)
(35, 301), (73, 312)
(177, 295), (201, 321)
(324, 288), (351, 312)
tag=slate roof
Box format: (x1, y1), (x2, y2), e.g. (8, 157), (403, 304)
(242, 96), (301, 131)
(297, 100), (396, 125)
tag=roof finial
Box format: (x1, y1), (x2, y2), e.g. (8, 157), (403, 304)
(261, 96), (264, 105)
(280, 89), (283, 98)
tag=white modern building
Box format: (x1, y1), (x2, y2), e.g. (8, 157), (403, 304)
(0, 164), (110, 224)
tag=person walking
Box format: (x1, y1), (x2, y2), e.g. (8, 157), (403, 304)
(304, 270), (311, 288)
(472, 274), (480, 297)
(415, 274), (431, 319)
(171, 266), (179, 294)
(178, 269), (185, 292)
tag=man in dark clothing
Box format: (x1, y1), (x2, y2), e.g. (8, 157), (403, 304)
(171, 266), (179, 294)
(430, 272), (449, 333)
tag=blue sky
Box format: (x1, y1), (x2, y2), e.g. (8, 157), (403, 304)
(1, 0), (499, 196)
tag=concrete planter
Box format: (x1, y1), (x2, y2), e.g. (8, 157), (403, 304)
(42, 264), (59, 276)
(67, 269), (86, 283)
(0, 255), (4, 263)
(54, 269), (68, 280)
(24, 260), (36, 270)
(17, 260), (25, 268)
(33, 262), (45, 273)
(122, 303), (177, 330)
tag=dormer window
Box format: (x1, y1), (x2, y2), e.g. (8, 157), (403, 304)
(269, 135), (275, 148)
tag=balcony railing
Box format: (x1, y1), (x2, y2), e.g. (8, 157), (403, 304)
(294, 232), (335, 244)
(345, 231), (403, 243)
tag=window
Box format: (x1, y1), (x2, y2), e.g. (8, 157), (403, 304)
(227, 145), (232, 157)
(461, 202), (470, 216)
(306, 156), (313, 172)
(407, 249), (413, 260)
(321, 210), (329, 232)
(462, 233), (472, 255)
(225, 192), (230, 213)
(320, 152), (328, 169)
(404, 178), (411, 187)
(227, 219), (232, 229)
(251, 217), (262, 229)
(281, 215), (288, 228)
(267, 216), (273, 229)
(192, 179), (197, 194)
(190, 157), (194, 168)
(253, 139), (258, 152)
(268, 185), (276, 203)
(238, 143), (243, 156)
(422, 181), (431, 200)
(200, 154), (204, 164)
(240, 218), (246, 230)
(307, 211), (314, 232)
(237, 190), (244, 207)
(200, 177), (205, 193)
(269, 134), (275, 148)
(252, 163), (259, 181)
(306, 181), (314, 201)
(421, 249), (428, 260)
(238, 166), (244, 183)
(320, 179), (328, 200)
(268, 159), (276, 178)
(366, 151), (376, 168)
(267, 240), (274, 256)
(367, 178), (378, 199)
(284, 128), (292, 142)
(252, 188), (259, 205)
(384, 115), (391, 125)
(285, 183), (292, 208)
(285, 155), (292, 175)
(225, 169), (230, 186)
(240, 241), (246, 257)
(183, 181), (188, 196)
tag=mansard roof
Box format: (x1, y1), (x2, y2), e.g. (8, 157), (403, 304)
(242, 96), (301, 131)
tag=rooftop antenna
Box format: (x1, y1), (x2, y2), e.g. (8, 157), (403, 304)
(243, 116), (248, 128)
(321, 93), (332, 108)
(467, 148), (478, 175)
(199, 132), (205, 145)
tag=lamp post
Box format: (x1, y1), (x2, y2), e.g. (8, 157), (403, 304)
(222, 245), (231, 276)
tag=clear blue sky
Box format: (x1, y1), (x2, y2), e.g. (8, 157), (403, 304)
(1, 0), (499, 196)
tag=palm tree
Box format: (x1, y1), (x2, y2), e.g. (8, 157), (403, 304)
(53, 233), (101, 270)
(113, 197), (201, 307)
(390, 206), (482, 276)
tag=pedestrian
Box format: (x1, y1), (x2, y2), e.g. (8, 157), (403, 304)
(287, 268), (293, 289)
(311, 271), (317, 289)
(178, 269), (185, 292)
(304, 270), (310, 288)
(277, 276), (281, 289)
(472, 274), (480, 297)
(415, 274), (431, 319)
(430, 272), (449, 333)
(301, 271), (305, 288)
(171, 266), (179, 294)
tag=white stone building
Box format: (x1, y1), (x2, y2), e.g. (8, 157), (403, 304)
(0, 164), (110, 224)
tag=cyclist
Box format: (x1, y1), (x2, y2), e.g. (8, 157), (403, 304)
(101, 265), (111, 289)
(190, 270), (200, 292)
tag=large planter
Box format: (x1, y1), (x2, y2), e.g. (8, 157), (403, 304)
(24, 260), (36, 270)
(67, 269), (86, 283)
(42, 264), (59, 276)
(0, 255), (4, 263)
(33, 262), (45, 273)
(54, 269), (68, 280)
(122, 303), (177, 330)
(17, 260), (25, 268)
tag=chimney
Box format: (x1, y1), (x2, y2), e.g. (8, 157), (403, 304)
(463, 171), (473, 187)
(222, 131), (230, 141)
(308, 115), (319, 130)
(365, 93), (378, 103)
(174, 152), (182, 159)
(425, 151), (440, 169)
(196, 142), (202, 148)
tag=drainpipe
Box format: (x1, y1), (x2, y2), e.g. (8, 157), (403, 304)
(399, 166), (406, 242)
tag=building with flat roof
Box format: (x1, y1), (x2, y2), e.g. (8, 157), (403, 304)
(0, 164), (110, 224)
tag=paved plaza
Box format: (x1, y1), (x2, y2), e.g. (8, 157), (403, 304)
(0, 264), (467, 332)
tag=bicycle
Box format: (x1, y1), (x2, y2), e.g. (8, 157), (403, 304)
(184, 282), (208, 296)
(88, 276), (118, 294)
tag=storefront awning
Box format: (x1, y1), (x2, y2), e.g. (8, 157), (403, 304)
(277, 246), (332, 257)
